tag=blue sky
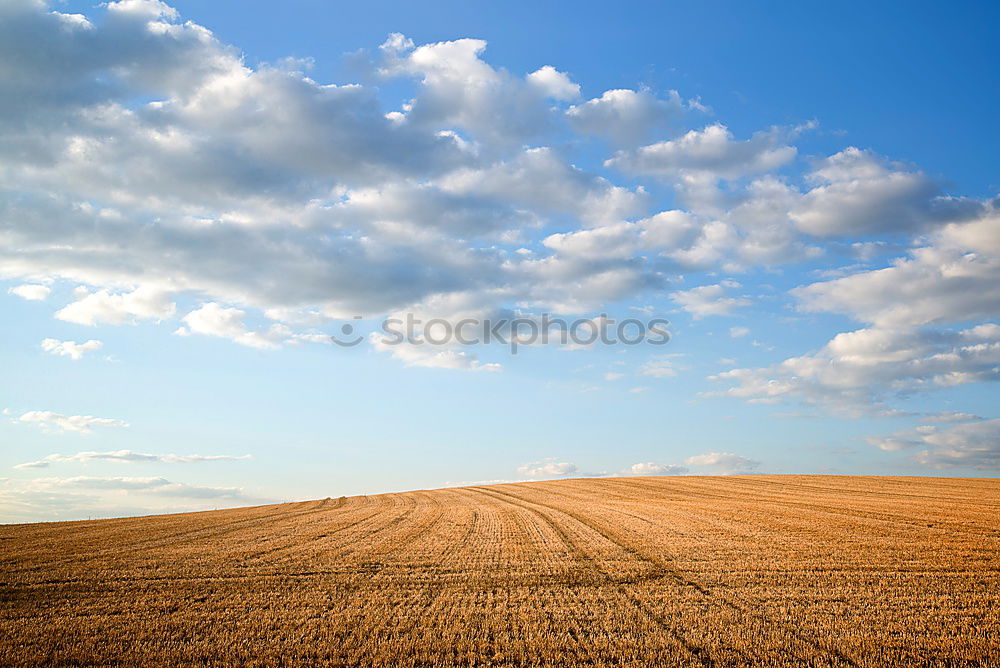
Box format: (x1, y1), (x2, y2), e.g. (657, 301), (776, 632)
(1, 0), (998, 522)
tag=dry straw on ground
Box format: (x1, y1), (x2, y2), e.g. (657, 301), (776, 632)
(2, 475), (998, 666)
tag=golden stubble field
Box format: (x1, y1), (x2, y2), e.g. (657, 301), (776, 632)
(1, 476), (998, 666)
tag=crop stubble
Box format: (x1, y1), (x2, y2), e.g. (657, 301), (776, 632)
(1, 476), (998, 665)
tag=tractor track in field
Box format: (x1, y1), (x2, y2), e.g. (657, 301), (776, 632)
(484, 485), (858, 666)
(469, 486), (720, 667)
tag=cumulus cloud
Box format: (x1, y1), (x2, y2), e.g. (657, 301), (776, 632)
(913, 419), (1000, 469)
(0, 3), (665, 332)
(8, 284), (50, 300)
(601, 135), (982, 275)
(525, 65), (580, 101)
(567, 88), (688, 146)
(866, 419), (1000, 470)
(462, 147), (648, 227)
(55, 286), (176, 326)
(671, 281), (750, 318)
(729, 326), (750, 338)
(517, 460), (579, 478)
(706, 205), (1000, 417)
(176, 303), (295, 350)
(790, 148), (978, 237)
(621, 462), (688, 476)
(375, 34), (567, 150)
(684, 452), (760, 474)
(608, 123), (798, 181)
(539, 186), (816, 274)
(795, 210), (1000, 328)
(0, 0), (996, 413)
(711, 324), (1000, 415)
(40, 338), (102, 360)
(541, 209), (699, 261)
(0, 6), (486, 319)
(14, 449), (251, 469)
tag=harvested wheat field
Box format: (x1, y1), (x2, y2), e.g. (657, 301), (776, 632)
(1, 476), (999, 666)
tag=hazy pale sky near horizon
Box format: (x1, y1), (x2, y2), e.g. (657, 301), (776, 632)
(2, 0), (998, 522)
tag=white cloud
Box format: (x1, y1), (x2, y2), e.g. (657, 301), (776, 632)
(46, 475), (174, 490)
(513, 252), (661, 312)
(790, 147), (975, 237)
(0, 8), (491, 321)
(567, 88), (687, 146)
(541, 209), (697, 260)
(729, 326), (750, 338)
(180, 302), (248, 339)
(15, 410), (128, 434)
(517, 459), (578, 478)
(8, 284), (50, 300)
(608, 123), (797, 181)
(443, 146), (647, 228)
(711, 324), (1000, 415)
(525, 65), (579, 101)
(539, 191), (816, 277)
(36, 476), (246, 499)
(671, 281), (750, 318)
(604, 372), (624, 381)
(40, 338), (102, 360)
(670, 176), (822, 269)
(0, 474), (266, 522)
(0, 0), (993, 393)
(705, 207), (1000, 417)
(865, 427), (930, 452)
(376, 34), (565, 150)
(915, 419), (1000, 469)
(371, 339), (502, 372)
(178, 303), (295, 350)
(795, 210), (1000, 328)
(622, 462), (688, 476)
(684, 452), (760, 474)
(55, 286), (176, 326)
(14, 449), (251, 469)
(866, 419), (1000, 470)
